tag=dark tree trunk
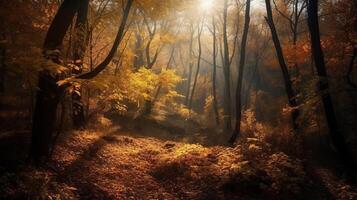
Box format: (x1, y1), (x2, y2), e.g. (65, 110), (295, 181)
(31, 71), (65, 162)
(43, 0), (80, 51)
(265, 0), (299, 130)
(223, 0), (232, 131)
(211, 16), (220, 126)
(307, 0), (356, 175)
(72, 0), (89, 129)
(230, 0), (251, 144)
(188, 22), (203, 109)
(30, 0), (80, 162)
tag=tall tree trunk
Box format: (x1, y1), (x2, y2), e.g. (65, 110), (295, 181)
(211, 16), (220, 126)
(72, 0), (89, 129)
(188, 22), (203, 109)
(230, 0), (251, 144)
(31, 0), (80, 162)
(185, 29), (195, 106)
(307, 0), (356, 174)
(265, 0), (299, 130)
(223, 0), (232, 131)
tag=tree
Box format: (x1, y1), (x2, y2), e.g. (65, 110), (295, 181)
(307, 0), (356, 175)
(188, 20), (204, 110)
(230, 0), (251, 144)
(273, 0), (306, 71)
(143, 16), (159, 70)
(264, 0), (299, 130)
(184, 23), (195, 106)
(30, 0), (133, 162)
(210, 15), (220, 125)
(31, 0), (82, 162)
(222, 0), (233, 131)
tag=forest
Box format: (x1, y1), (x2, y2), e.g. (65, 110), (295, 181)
(0, 0), (356, 199)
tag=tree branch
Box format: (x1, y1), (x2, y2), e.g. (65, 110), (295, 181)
(76, 0), (133, 79)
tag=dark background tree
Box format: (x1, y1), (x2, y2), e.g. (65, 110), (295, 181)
(230, 0), (251, 144)
(307, 0), (356, 176)
(264, 0), (299, 130)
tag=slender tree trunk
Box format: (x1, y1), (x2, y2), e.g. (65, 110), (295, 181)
(265, 0), (299, 130)
(230, 0), (251, 144)
(307, 0), (356, 175)
(30, 0), (80, 162)
(223, 0), (232, 131)
(185, 30), (194, 106)
(212, 16), (220, 126)
(72, 0), (89, 129)
(188, 22), (203, 109)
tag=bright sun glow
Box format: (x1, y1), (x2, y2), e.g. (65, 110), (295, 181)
(200, 0), (214, 11)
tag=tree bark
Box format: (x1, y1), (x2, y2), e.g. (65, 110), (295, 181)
(307, 0), (356, 175)
(223, 0), (232, 131)
(230, 0), (251, 144)
(265, 0), (299, 130)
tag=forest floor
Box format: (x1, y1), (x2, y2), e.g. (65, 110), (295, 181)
(0, 114), (357, 199)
